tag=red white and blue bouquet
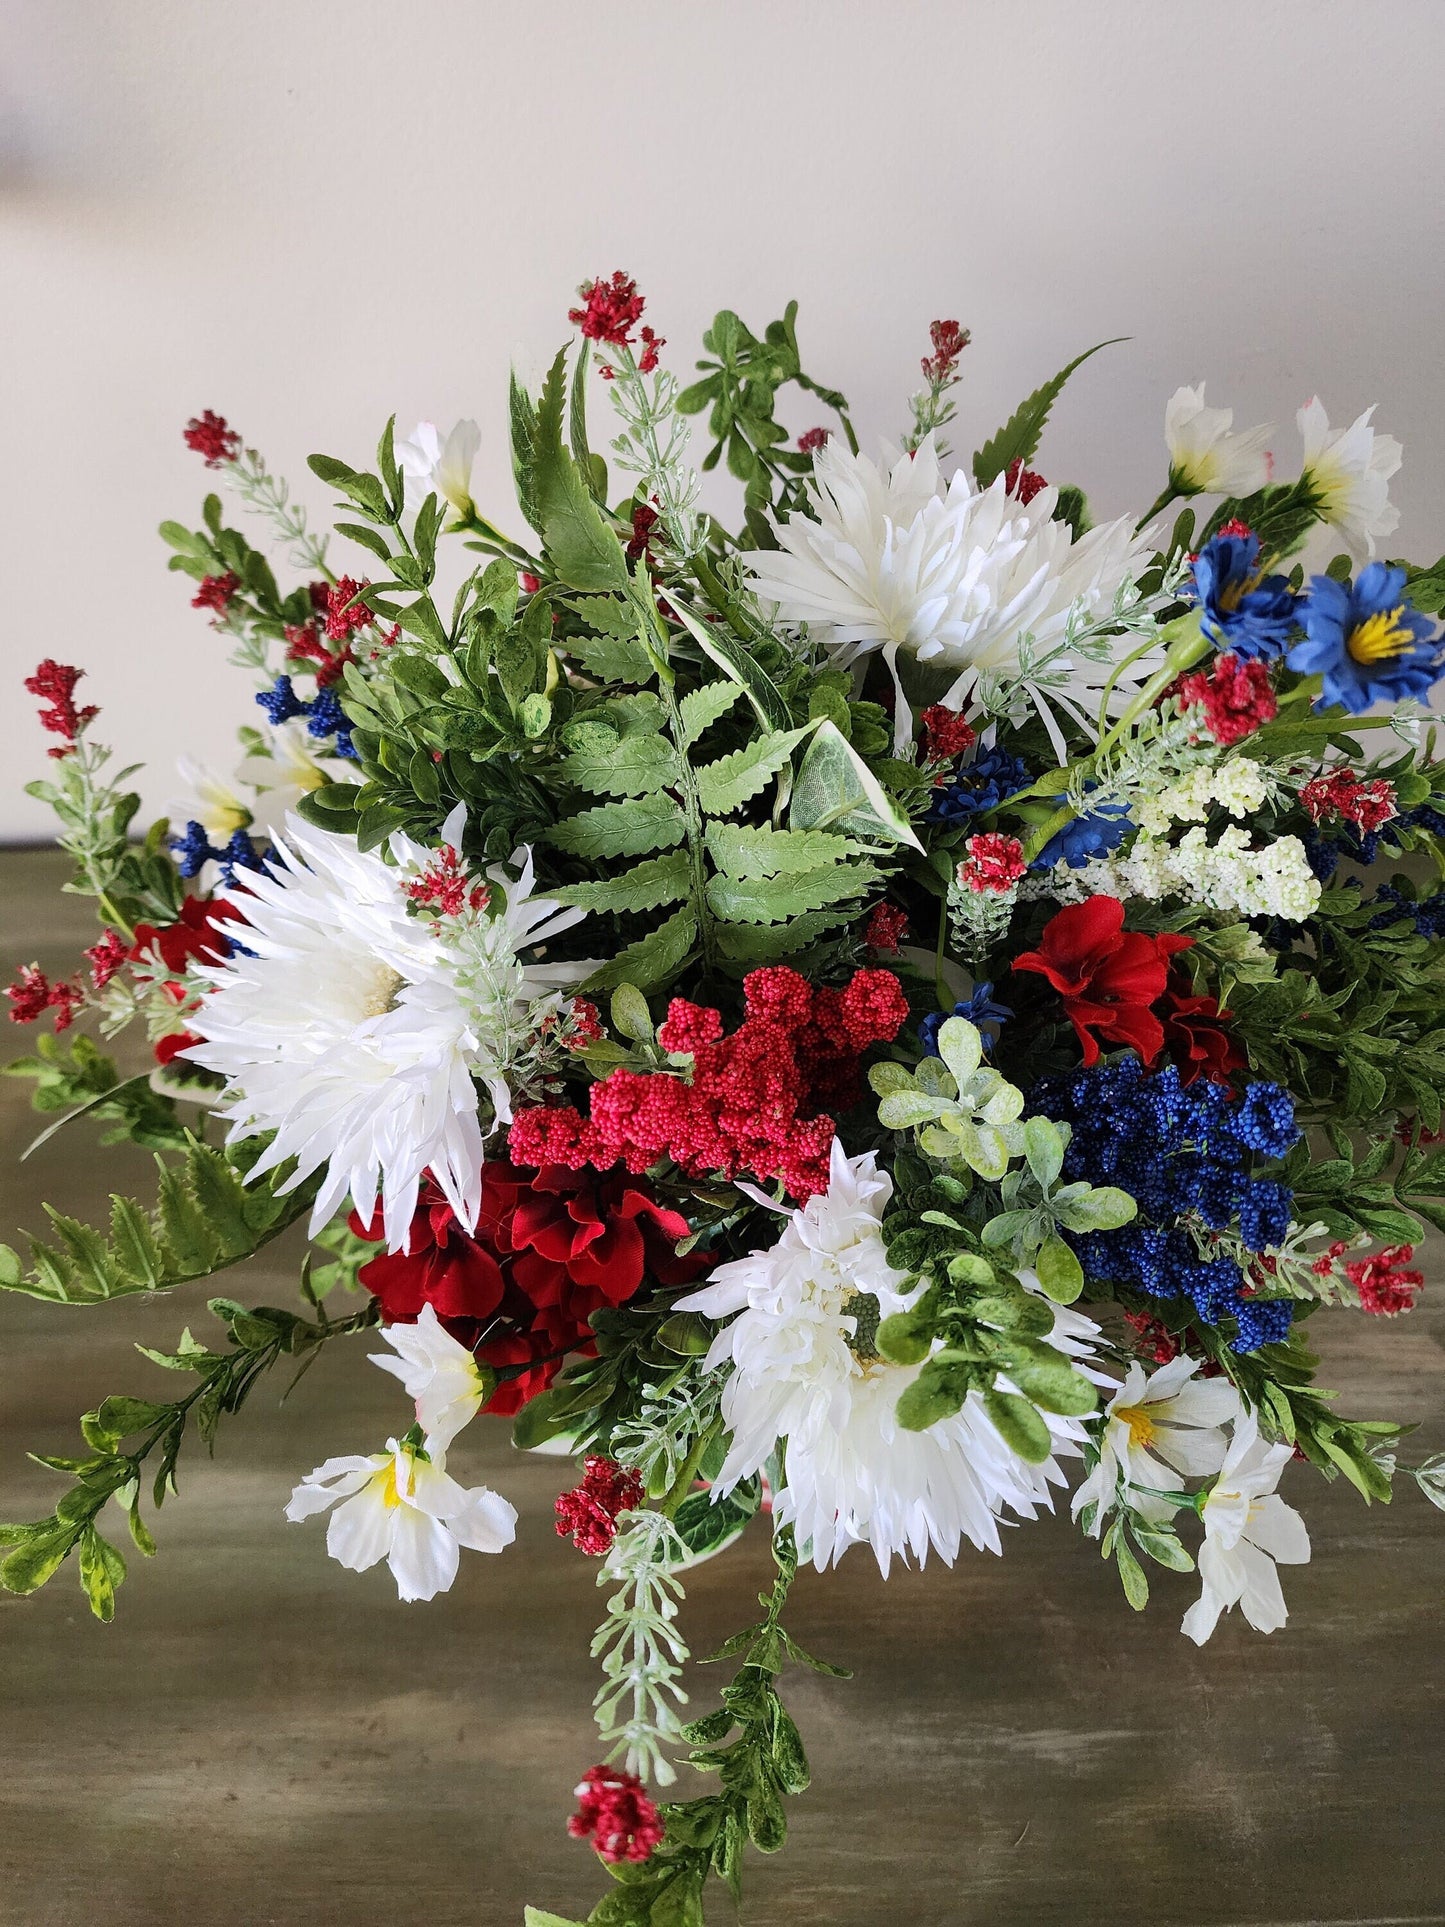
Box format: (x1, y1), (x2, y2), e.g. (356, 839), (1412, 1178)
(8, 276), (1445, 1921)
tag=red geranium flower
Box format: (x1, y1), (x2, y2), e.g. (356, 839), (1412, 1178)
(1158, 967), (1247, 1087)
(353, 1161), (704, 1414)
(1013, 896), (1192, 1067)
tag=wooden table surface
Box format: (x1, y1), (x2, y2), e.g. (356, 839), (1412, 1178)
(2, 846), (1443, 1927)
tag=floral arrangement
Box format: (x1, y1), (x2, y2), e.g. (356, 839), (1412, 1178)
(7, 275), (1445, 1923)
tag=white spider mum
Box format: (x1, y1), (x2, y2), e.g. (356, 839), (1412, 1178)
(742, 434), (1158, 754)
(185, 808), (588, 1250)
(676, 1141), (1102, 1576)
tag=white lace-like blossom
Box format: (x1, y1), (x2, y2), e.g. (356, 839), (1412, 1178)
(372, 1303), (492, 1449)
(397, 419), (481, 516)
(1036, 825), (1320, 922)
(285, 1435), (516, 1601)
(1297, 397), (1402, 565)
(1135, 757), (1271, 837)
(1072, 1356), (1240, 1534)
(1181, 1412), (1310, 1643)
(675, 1141), (1102, 1576)
(185, 808), (589, 1249)
(1164, 384), (1273, 497)
(741, 434), (1158, 751)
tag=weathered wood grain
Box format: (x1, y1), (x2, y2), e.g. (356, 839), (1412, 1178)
(2, 848), (1442, 1926)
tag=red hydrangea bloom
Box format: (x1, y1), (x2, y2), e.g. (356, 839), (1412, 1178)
(921, 319), (970, 384)
(555, 1457), (644, 1556)
(183, 410), (241, 467)
(569, 272), (648, 348)
(5, 963), (83, 1031)
(352, 1162), (702, 1414)
(1158, 967), (1247, 1087)
(191, 572), (239, 614)
(130, 896), (243, 975)
(1299, 768), (1399, 832)
(1345, 1244), (1424, 1316)
(25, 660), (98, 758)
(864, 902), (908, 953)
(1003, 458), (1047, 504)
(797, 427), (830, 454)
(1013, 895), (1192, 1067)
(1176, 651), (1277, 747)
(511, 967), (909, 1201)
(919, 703), (977, 766)
(568, 1764), (664, 1865)
(958, 833), (1027, 894)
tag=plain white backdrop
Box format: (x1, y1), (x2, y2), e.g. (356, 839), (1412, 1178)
(3, 0), (1445, 839)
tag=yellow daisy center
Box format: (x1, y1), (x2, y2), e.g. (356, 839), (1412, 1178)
(1347, 607), (1415, 664)
(1114, 1404), (1157, 1450)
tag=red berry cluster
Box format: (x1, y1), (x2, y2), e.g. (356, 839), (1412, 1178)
(509, 966), (911, 1201)
(1003, 458), (1048, 504)
(1344, 1243), (1424, 1316)
(569, 272), (647, 348)
(864, 902), (908, 953)
(919, 703), (977, 767)
(797, 427), (830, 454)
(1176, 651), (1278, 748)
(566, 997), (604, 1050)
(403, 845), (488, 919)
(554, 1457), (644, 1556)
(183, 409), (241, 467)
(85, 930), (130, 990)
(25, 660), (98, 759)
(1299, 767), (1399, 833)
(5, 963), (83, 1032)
(191, 572), (238, 614)
(958, 832), (1027, 895)
(568, 1764), (664, 1865)
(321, 577), (374, 643)
(921, 318), (970, 384)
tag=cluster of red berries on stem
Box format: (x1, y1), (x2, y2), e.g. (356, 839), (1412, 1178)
(568, 272), (664, 374)
(919, 703), (976, 767)
(554, 1457), (644, 1556)
(1299, 767), (1399, 833)
(183, 410), (241, 467)
(509, 965), (910, 1201)
(25, 660), (98, 759)
(921, 318), (969, 385)
(568, 1764), (664, 1865)
(1176, 652), (1278, 749)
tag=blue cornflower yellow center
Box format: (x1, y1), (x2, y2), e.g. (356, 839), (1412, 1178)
(1114, 1404), (1157, 1449)
(1216, 568), (1261, 614)
(1347, 607), (1415, 664)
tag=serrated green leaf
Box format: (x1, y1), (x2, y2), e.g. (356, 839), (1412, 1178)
(712, 910), (856, 963)
(546, 795), (686, 860)
(678, 679), (742, 746)
(696, 727), (811, 816)
(561, 733), (679, 798)
(972, 339), (1124, 488)
(551, 852), (691, 915)
(533, 347), (629, 591)
(583, 908), (698, 991)
(704, 820), (854, 877)
(706, 860), (878, 926)
(667, 598), (792, 731)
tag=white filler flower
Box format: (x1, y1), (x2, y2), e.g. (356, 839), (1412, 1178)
(1072, 1354), (1239, 1533)
(677, 1140), (1098, 1575)
(186, 811), (588, 1250)
(397, 419), (481, 517)
(372, 1302), (492, 1449)
(1297, 397), (1402, 564)
(1181, 1411), (1311, 1644)
(742, 433), (1156, 752)
(1164, 383), (1273, 497)
(286, 1434), (516, 1601)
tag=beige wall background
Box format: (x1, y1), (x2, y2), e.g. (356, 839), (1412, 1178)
(4, 0), (1445, 842)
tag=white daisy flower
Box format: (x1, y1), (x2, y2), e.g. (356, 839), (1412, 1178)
(676, 1141), (1101, 1577)
(185, 809), (588, 1250)
(1164, 383), (1273, 496)
(371, 1302), (492, 1449)
(1297, 397), (1402, 564)
(1181, 1411), (1310, 1644)
(397, 418), (481, 517)
(285, 1434), (516, 1601)
(1071, 1354), (1239, 1534)
(741, 433), (1157, 755)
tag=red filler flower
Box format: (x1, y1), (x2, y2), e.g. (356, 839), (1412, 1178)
(1176, 652), (1277, 748)
(568, 1765), (664, 1865)
(555, 1457), (644, 1556)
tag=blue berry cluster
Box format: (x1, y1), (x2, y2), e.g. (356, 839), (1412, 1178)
(171, 822), (268, 888)
(256, 674), (358, 759)
(1029, 1060), (1301, 1353)
(928, 746), (1029, 826)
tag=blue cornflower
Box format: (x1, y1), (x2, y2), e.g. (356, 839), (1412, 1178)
(1228, 1081), (1299, 1158)
(929, 747), (1029, 826)
(1288, 563), (1443, 715)
(256, 674), (308, 725)
(1032, 792), (1132, 870)
(1189, 528), (1300, 660)
(919, 981), (1014, 1057)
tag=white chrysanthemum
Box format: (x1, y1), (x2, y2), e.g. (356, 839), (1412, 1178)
(185, 809), (588, 1250)
(1297, 397), (1402, 564)
(676, 1141), (1102, 1576)
(741, 434), (1158, 753)
(1164, 384), (1273, 496)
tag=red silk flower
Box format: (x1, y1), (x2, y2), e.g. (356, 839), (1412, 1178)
(1159, 968), (1247, 1087)
(1013, 896), (1191, 1067)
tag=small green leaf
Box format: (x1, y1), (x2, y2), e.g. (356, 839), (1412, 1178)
(1035, 1235), (1084, 1304)
(610, 983), (654, 1044)
(973, 340), (1125, 488)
